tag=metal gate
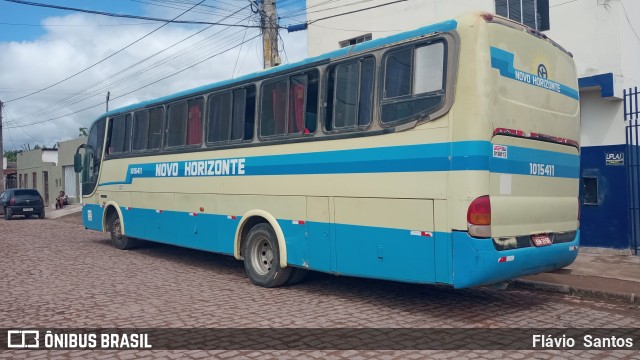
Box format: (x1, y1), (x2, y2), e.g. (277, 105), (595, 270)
(624, 87), (639, 255)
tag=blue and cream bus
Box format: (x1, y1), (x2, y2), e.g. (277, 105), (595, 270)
(76, 13), (580, 288)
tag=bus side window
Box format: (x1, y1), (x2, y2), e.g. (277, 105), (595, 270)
(148, 107), (163, 150)
(207, 92), (232, 143)
(167, 101), (187, 147)
(231, 88), (247, 140)
(325, 57), (374, 131)
(261, 79), (288, 137)
(289, 75), (307, 134)
(243, 86), (256, 140)
(305, 72), (319, 133)
(132, 110), (149, 151)
(108, 115), (130, 154)
(187, 98), (203, 146)
(381, 42), (446, 125)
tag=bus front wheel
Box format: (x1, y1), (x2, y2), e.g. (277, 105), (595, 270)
(108, 212), (137, 250)
(243, 223), (292, 287)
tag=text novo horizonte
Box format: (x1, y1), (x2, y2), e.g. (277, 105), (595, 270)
(154, 158), (246, 177)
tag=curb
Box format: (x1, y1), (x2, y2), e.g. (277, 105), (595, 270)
(511, 279), (640, 304)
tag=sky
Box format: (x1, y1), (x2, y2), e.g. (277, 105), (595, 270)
(0, 0), (309, 151)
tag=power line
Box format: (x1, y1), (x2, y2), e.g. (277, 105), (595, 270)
(4, 6), (253, 125)
(6, 33), (261, 129)
(2, 0), (262, 28)
(307, 0), (408, 25)
(4, 0), (208, 103)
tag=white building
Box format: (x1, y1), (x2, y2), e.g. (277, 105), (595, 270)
(305, 0), (640, 250)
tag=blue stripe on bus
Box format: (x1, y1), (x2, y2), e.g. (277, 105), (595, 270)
(83, 204), (579, 288)
(98, 141), (579, 186)
(490, 46), (580, 100)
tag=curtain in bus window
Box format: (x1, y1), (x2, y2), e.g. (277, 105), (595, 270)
(289, 75), (306, 134)
(132, 110), (149, 151)
(187, 98), (203, 145)
(208, 92), (232, 143)
(335, 62), (359, 128)
(148, 108), (163, 149)
(358, 58), (375, 126)
(384, 48), (412, 98)
(231, 89), (246, 140)
(168, 102), (187, 147)
(414, 43), (444, 94)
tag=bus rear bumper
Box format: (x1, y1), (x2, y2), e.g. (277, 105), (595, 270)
(451, 230), (580, 289)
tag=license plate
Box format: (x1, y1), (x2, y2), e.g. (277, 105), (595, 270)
(23, 208), (33, 212)
(531, 234), (552, 247)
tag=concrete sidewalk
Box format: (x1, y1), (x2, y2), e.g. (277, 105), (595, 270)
(46, 203), (82, 219)
(513, 247), (640, 303)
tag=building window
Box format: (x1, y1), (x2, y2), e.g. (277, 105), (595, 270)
(495, 0), (549, 31)
(339, 34), (372, 48)
(583, 177), (598, 205)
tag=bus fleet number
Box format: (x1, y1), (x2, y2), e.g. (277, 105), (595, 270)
(529, 163), (555, 177)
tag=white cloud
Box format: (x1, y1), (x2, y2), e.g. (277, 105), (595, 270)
(0, 11), (307, 150)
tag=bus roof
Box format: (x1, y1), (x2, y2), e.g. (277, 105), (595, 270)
(100, 18), (458, 119)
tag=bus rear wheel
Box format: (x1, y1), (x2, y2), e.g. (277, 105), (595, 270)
(243, 223), (292, 287)
(108, 212), (137, 250)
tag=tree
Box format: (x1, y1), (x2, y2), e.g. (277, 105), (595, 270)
(3, 150), (21, 162)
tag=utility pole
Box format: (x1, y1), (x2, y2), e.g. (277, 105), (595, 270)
(106, 91), (110, 112)
(260, 0), (281, 69)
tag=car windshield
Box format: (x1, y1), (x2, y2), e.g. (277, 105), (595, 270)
(13, 190), (40, 197)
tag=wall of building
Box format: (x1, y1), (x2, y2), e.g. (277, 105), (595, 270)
(58, 137), (86, 203)
(17, 149), (62, 207)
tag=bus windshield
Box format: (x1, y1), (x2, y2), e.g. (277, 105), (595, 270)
(81, 118), (106, 196)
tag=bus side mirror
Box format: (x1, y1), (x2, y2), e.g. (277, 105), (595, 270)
(74, 153), (83, 173)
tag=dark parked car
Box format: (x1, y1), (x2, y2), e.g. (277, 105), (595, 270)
(0, 189), (45, 220)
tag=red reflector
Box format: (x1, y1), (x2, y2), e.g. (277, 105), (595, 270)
(481, 13), (494, 21)
(498, 257), (507, 263)
(467, 196), (491, 225)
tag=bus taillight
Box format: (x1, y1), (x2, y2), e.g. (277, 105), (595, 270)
(467, 196), (491, 238)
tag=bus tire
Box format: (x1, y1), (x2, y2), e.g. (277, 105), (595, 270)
(285, 268), (308, 286)
(243, 223), (291, 288)
(108, 212), (137, 250)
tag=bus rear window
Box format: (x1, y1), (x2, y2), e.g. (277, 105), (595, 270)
(381, 41), (446, 124)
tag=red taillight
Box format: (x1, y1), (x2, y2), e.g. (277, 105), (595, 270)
(467, 196), (491, 238)
(467, 196), (491, 225)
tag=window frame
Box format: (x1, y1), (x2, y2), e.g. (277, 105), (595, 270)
(205, 84), (256, 146)
(495, 0), (550, 32)
(165, 96), (204, 149)
(379, 38), (449, 127)
(323, 55), (376, 134)
(258, 70), (318, 141)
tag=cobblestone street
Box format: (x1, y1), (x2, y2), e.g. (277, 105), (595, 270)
(1, 214), (639, 359)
